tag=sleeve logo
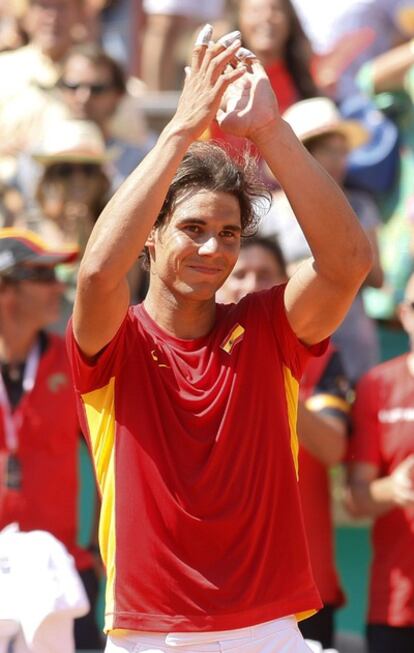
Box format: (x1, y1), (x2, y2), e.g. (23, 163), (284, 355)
(220, 323), (245, 354)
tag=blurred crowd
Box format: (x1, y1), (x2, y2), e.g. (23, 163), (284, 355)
(1, 1), (414, 652)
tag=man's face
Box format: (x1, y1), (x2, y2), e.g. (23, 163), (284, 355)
(239, 0), (290, 64)
(25, 0), (77, 59)
(6, 268), (64, 329)
(59, 55), (122, 125)
(147, 190), (242, 302)
(217, 243), (287, 303)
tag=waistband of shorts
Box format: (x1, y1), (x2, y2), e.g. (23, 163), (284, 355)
(113, 616), (297, 649)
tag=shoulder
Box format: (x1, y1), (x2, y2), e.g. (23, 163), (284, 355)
(359, 354), (408, 388)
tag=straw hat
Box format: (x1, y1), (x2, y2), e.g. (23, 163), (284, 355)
(282, 97), (369, 150)
(396, 5), (414, 35)
(32, 119), (114, 166)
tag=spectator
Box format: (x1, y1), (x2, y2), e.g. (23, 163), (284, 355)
(346, 270), (414, 653)
(218, 236), (350, 649)
(291, 0), (410, 101)
(207, 0), (318, 158)
(140, 0), (226, 90)
(0, 0), (28, 52)
(0, 0), (81, 173)
(356, 38), (414, 325)
(0, 228), (102, 650)
(262, 97), (383, 384)
(56, 44), (156, 184)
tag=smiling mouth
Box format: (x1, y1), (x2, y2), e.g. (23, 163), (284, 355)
(187, 265), (224, 275)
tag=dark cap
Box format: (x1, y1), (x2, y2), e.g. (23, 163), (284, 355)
(0, 228), (79, 278)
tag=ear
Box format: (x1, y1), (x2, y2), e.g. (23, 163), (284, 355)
(145, 228), (156, 248)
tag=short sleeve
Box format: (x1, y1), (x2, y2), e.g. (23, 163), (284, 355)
(258, 284), (329, 381)
(348, 371), (382, 466)
(66, 309), (133, 394)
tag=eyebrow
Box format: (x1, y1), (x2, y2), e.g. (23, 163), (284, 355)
(177, 218), (242, 233)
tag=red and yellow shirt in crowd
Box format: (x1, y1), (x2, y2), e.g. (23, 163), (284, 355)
(67, 285), (326, 633)
(350, 354), (414, 626)
(0, 334), (92, 571)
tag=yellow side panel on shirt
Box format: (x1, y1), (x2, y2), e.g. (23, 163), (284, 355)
(283, 365), (317, 623)
(81, 377), (117, 630)
(282, 365), (299, 480)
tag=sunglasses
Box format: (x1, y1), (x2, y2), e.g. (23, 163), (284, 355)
(49, 162), (102, 177)
(59, 80), (115, 95)
(6, 266), (58, 283)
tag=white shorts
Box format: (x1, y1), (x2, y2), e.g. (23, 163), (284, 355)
(143, 0), (225, 21)
(105, 617), (313, 653)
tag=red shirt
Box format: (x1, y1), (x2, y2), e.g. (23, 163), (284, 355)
(67, 286), (325, 633)
(299, 347), (349, 607)
(350, 354), (414, 626)
(0, 334), (92, 571)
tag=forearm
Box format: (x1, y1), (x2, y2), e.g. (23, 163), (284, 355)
(80, 123), (192, 287)
(347, 476), (395, 518)
(252, 120), (372, 286)
(370, 41), (414, 93)
(297, 402), (346, 466)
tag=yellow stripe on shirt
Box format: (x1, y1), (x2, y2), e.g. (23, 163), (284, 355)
(81, 377), (117, 631)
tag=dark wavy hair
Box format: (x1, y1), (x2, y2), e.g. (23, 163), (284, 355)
(143, 141), (271, 268)
(236, 0), (318, 100)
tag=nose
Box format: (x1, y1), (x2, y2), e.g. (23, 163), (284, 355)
(75, 86), (92, 103)
(198, 235), (219, 256)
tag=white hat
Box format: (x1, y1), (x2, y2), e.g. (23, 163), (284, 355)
(32, 119), (113, 165)
(283, 97), (369, 150)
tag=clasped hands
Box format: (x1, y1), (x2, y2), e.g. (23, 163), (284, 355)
(173, 23), (280, 143)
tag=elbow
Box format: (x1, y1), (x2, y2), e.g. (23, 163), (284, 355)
(348, 237), (374, 288)
(78, 258), (117, 294)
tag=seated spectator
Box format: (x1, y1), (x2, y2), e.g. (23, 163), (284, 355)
(0, 229), (102, 650)
(346, 270), (414, 653)
(218, 236), (350, 650)
(261, 97), (383, 384)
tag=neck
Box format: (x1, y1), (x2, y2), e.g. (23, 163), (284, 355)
(0, 325), (39, 364)
(144, 284), (216, 340)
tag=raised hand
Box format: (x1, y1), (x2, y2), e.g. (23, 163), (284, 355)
(171, 25), (248, 140)
(216, 60), (281, 143)
(390, 454), (414, 507)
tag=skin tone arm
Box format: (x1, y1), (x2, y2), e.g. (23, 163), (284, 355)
(217, 62), (373, 345)
(364, 227), (383, 288)
(345, 455), (414, 518)
(367, 40), (414, 93)
(297, 403), (346, 466)
(73, 34), (247, 357)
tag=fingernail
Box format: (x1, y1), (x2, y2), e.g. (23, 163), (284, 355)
(236, 47), (255, 60)
(184, 66), (191, 77)
(218, 30), (241, 47)
(195, 23), (213, 46)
